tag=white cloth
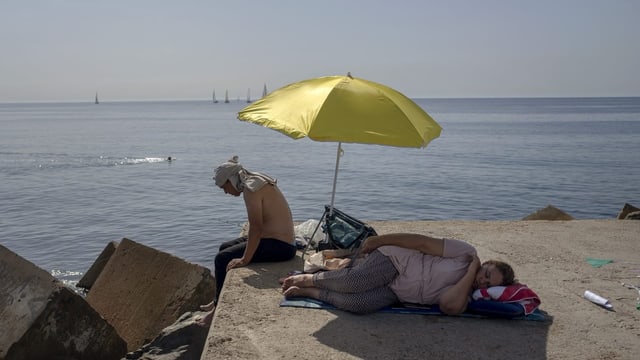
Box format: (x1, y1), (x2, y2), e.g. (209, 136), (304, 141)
(214, 155), (276, 192)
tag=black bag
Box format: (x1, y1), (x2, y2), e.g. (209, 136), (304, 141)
(317, 205), (377, 250)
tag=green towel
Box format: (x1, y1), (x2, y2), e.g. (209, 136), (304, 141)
(586, 258), (613, 268)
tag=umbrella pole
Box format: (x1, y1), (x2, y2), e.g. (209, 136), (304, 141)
(329, 142), (343, 215)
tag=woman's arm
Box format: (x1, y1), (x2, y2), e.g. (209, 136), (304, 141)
(361, 233), (445, 256)
(438, 255), (481, 314)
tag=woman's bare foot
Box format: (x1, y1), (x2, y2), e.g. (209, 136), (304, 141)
(283, 285), (320, 299)
(199, 301), (215, 312)
(195, 310), (214, 327)
(281, 274), (314, 291)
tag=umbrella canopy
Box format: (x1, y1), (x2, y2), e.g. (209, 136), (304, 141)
(238, 74), (441, 147)
(237, 74), (442, 208)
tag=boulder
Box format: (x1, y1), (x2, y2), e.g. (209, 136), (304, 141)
(522, 205), (575, 220)
(0, 244), (127, 360)
(617, 203), (640, 220)
(86, 238), (215, 352)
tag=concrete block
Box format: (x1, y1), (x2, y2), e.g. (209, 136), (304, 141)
(86, 238), (215, 352)
(0, 244), (127, 360)
(77, 240), (118, 290)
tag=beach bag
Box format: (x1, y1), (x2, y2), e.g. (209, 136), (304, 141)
(317, 205), (377, 250)
(303, 248), (356, 273)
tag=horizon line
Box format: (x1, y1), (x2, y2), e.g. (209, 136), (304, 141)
(2, 95), (640, 105)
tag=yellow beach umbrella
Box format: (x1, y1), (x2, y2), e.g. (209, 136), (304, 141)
(237, 73), (442, 209)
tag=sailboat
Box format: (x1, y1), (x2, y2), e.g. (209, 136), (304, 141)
(212, 90), (218, 103)
(246, 88), (251, 103)
(262, 83), (268, 98)
(224, 89), (230, 103)
(94, 92), (99, 104)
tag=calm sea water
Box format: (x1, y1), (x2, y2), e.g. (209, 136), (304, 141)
(1, 97), (639, 286)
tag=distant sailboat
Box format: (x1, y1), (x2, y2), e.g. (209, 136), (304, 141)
(246, 88), (251, 103)
(212, 90), (218, 103)
(224, 89), (230, 103)
(262, 83), (268, 98)
(94, 92), (99, 104)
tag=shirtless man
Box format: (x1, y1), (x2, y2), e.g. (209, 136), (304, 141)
(197, 156), (296, 326)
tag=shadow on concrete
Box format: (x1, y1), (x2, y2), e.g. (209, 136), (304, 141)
(242, 255), (304, 290)
(311, 310), (551, 360)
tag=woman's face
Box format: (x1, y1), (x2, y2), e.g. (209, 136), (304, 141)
(473, 263), (505, 289)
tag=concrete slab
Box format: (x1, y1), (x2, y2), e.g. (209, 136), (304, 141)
(201, 220), (640, 360)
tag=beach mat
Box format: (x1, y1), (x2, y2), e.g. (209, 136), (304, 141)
(280, 297), (549, 322)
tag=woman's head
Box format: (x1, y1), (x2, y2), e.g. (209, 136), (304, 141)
(474, 260), (515, 289)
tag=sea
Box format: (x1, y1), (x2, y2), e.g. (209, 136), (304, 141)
(1, 97), (639, 288)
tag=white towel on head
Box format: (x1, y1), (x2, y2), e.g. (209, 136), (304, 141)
(214, 155), (276, 192)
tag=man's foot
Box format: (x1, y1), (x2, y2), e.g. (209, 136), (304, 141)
(195, 310), (214, 327)
(199, 301), (215, 312)
(281, 274), (313, 291)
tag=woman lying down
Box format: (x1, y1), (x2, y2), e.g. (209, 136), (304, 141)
(281, 233), (516, 314)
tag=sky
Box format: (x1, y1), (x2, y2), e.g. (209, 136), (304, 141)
(1, 0), (639, 102)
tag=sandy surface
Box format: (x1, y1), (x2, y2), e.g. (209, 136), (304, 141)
(201, 220), (640, 360)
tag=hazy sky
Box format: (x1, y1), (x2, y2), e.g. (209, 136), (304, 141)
(1, 0), (639, 102)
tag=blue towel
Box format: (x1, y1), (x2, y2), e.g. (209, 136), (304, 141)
(280, 297), (549, 322)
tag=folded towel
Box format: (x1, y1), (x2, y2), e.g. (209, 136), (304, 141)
(472, 283), (541, 315)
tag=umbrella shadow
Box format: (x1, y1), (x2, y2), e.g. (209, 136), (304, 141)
(311, 311), (551, 360)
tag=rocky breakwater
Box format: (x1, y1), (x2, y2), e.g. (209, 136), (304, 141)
(1, 238), (216, 360)
(0, 244), (126, 359)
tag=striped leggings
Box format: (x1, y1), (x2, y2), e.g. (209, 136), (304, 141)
(312, 250), (399, 314)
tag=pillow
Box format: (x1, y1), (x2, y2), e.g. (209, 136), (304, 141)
(466, 300), (524, 318)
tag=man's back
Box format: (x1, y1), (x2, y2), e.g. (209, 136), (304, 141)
(246, 184), (294, 243)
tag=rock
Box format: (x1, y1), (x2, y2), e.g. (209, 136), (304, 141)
(77, 240), (118, 290)
(123, 311), (209, 360)
(625, 210), (640, 220)
(0, 244), (127, 360)
(522, 205), (574, 220)
(86, 238), (216, 352)
(617, 203), (640, 219)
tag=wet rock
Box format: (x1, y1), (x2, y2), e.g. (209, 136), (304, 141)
(617, 203), (640, 220)
(522, 205), (574, 220)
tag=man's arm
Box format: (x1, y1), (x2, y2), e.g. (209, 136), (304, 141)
(438, 255), (481, 314)
(227, 190), (264, 270)
(361, 233), (445, 257)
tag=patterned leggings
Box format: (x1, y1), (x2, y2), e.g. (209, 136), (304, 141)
(312, 250), (399, 313)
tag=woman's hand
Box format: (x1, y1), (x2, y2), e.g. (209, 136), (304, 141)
(468, 254), (481, 274)
(227, 257), (248, 271)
